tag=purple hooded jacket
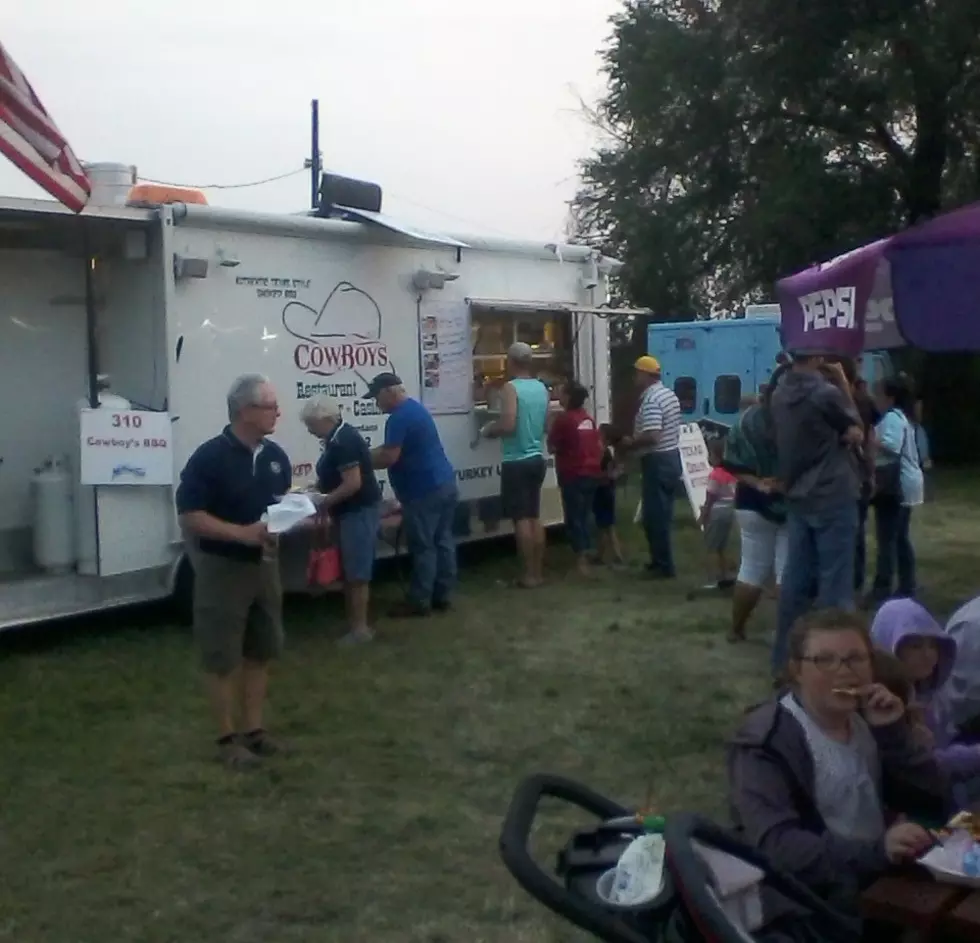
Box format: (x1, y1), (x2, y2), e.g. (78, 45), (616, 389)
(870, 599), (980, 780)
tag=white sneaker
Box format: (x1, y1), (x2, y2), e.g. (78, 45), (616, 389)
(338, 627), (375, 647)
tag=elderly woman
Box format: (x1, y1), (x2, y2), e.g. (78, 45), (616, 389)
(300, 394), (382, 645)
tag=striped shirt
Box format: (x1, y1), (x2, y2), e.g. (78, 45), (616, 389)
(634, 382), (681, 455)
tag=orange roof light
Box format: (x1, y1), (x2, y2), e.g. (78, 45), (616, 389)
(126, 183), (208, 207)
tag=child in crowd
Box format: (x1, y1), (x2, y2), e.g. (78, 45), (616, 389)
(871, 598), (980, 806)
(729, 608), (948, 922)
(698, 439), (736, 590)
(593, 424), (625, 566)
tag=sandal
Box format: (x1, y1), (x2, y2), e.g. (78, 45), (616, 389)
(242, 728), (287, 758)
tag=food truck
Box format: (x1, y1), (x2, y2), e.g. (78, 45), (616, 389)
(0, 165), (643, 629)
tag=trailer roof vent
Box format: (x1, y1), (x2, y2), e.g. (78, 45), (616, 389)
(317, 173), (382, 217)
(126, 183), (208, 208)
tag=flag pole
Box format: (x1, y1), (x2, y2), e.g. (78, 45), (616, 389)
(82, 220), (100, 408)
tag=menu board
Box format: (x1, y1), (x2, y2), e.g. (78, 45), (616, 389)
(419, 299), (471, 415)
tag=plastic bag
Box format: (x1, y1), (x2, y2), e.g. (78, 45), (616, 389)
(596, 833), (666, 906)
(264, 493), (317, 535)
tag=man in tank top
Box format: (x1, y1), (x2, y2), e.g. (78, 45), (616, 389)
(482, 342), (549, 587)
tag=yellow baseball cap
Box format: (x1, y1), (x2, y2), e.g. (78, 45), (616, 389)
(634, 355), (661, 374)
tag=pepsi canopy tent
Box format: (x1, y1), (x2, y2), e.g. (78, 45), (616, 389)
(776, 201), (980, 355)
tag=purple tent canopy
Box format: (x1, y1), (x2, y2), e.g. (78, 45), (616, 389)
(777, 201), (980, 355)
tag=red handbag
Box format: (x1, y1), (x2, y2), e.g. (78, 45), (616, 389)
(307, 519), (341, 587)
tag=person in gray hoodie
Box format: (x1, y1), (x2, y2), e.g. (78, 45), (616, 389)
(729, 608), (950, 926)
(769, 355), (865, 676)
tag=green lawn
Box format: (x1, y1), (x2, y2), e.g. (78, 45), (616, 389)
(0, 473), (977, 942)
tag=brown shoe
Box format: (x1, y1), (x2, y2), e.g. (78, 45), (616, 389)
(242, 728), (287, 758)
(217, 736), (262, 771)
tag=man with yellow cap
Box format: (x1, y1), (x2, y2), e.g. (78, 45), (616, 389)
(622, 355), (682, 578)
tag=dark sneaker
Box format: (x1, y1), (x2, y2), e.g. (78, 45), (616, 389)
(432, 598), (452, 613)
(387, 600), (431, 618)
(242, 729), (287, 758)
(217, 736), (262, 771)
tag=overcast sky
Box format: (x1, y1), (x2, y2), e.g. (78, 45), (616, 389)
(3, 0), (620, 240)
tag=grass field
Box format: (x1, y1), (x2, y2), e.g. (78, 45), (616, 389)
(1, 473), (978, 943)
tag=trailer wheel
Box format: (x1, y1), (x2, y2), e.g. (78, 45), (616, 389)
(171, 556), (195, 626)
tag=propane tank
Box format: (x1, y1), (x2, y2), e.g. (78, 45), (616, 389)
(76, 377), (132, 575)
(32, 457), (76, 574)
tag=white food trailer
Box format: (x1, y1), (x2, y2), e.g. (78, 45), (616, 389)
(0, 165), (644, 630)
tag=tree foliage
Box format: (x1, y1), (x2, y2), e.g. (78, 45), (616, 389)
(575, 0), (980, 319)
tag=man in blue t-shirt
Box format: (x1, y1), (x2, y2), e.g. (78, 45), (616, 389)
(366, 373), (458, 616)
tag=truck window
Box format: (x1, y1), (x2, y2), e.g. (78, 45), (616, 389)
(674, 376), (696, 414)
(714, 375), (742, 414)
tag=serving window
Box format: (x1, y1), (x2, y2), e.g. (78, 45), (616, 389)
(471, 308), (574, 408)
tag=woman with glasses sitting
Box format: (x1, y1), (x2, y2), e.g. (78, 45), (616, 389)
(727, 608), (951, 925)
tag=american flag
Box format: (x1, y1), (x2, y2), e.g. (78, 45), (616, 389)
(0, 40), (90, 212)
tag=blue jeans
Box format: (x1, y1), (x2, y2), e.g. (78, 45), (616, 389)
(873, 499), (915, 599)
(337, 503), (381, 583)
(560, 477), (598, 554)
(401, 483), (459, 608)
(772, 501), (859, 674)
(641, 450), (682, 576)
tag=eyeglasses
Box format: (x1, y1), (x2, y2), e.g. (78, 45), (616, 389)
(250, 403), (280, 412)
(800, 652), (871, 673)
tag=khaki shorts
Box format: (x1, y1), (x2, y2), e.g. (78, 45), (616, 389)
(192, 550), (284, 676)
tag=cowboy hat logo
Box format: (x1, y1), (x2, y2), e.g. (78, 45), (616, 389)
(283, 280), (394, 380)
(282, 281), (382, 343)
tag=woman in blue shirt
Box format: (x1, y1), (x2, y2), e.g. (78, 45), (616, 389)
(871, 375), (923, 602)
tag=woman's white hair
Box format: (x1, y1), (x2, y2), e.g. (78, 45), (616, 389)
(299, 394), (343, 424)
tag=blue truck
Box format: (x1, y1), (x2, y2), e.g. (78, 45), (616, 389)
(647, 312), (893, 428)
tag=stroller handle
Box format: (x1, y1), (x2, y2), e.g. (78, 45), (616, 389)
(498, 773), (651, 943)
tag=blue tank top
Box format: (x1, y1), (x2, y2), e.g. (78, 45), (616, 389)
(502, 377), (548, 463)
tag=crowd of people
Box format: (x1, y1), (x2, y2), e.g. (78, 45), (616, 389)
(713, 353), (931, 680)
(172, 338), (980, 934)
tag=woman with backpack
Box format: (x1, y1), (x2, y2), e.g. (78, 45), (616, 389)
(870, 374), (924, 602)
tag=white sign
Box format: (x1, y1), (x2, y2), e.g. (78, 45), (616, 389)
(80, 409), (174, 486)
(419, 299), (472, 415)
(679, 423), (711, 525)
(800, 286), (856, 332)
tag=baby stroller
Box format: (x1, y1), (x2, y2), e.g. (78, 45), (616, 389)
(499, 773), (861, 943)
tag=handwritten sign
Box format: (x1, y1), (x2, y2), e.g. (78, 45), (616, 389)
(419, 299), (471, 415)
(79, 409), (174, 486)
(679, 422), (711, 525)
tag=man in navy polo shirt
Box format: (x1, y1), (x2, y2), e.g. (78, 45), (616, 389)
(175, 373), (291, 770)
(368, 373), (458, 616)
(300, 393), (382, 645)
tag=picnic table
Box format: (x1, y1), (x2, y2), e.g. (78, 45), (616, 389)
(861, 868), (980, 940)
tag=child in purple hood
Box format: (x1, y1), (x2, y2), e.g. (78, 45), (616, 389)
(870, 598), (980, 804)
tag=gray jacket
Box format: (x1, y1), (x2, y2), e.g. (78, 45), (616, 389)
(728, 698), (950, 918)
(770, 370), (861, 512)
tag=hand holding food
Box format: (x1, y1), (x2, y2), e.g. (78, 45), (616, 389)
(885, 821), (935, 863)
(830, 683), (905, 726)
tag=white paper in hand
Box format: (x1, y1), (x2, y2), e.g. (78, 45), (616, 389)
(264, 493), (317, 535)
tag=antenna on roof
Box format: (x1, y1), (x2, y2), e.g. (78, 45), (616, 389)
(304, 99), (322, 211)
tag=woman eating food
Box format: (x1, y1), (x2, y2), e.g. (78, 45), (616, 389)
(728, 608), (951, 922)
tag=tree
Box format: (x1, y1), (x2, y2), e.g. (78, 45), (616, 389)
(575, 0), (980, 458)
(575, 0), (980, 314)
